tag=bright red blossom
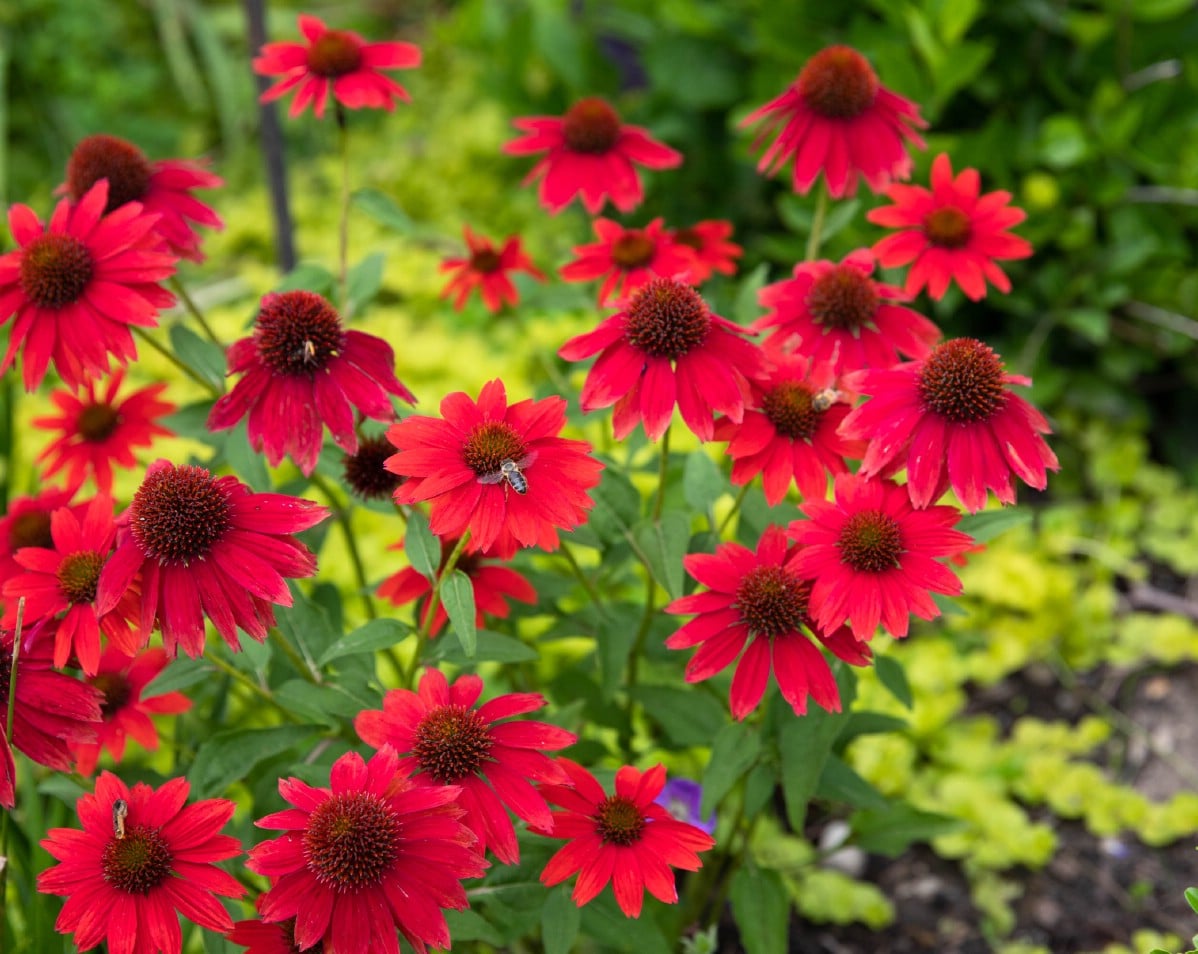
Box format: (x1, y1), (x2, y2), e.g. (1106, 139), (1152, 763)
(839, 337), (1059, 512)
(71, 646), (192, 777)
(504, 96), (682, 215)
(713, 354), (864, 505)
(665, 526), (872, 720)
(538, 760), (715, 918)
(247, 747), (488, 954)
(2, 494), (140, 675)
(62, 133), (223, 262)
(387, 380), (602, 559)
(561, 218), (694, 306)
(33, 370), (175, 494)
(868, 153), (1033, 300)
(378, 536), (536, 636)
(0, 488), (80, 589)
(788, 474), (975, 640)
(208, 290), (415, 477)
(0, 179), (177, 391)
(254, 14), (422, 119)
(96, 460), (329, 658)
(559, 277), (764, 442)
(754, 249), (941, 374)
(743, 45), (926, 198)
(355, 669), (577, 865)
(440, 226), (545, 313)
(670, 220), (742, 284)
(37, 773), (244, 954)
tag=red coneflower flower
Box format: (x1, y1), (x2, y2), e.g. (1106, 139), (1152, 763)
(378, 536), (536, 636)
(669, 220), (742, 284)
(356, 669), (576, 865)
(71, 646), (192, 777)
(504, 96), (682, 215)
(1, 495), (141, 675)
(868, 153), (1033, 300)
(441, 226), (545, 313)
(0, 179), (177, 391)
(37, 773), (244, 954)
(713, 354), (864, 505)
(743, 45), (926, 198)
(0, 629), (101, 808)
(560, 218), (694, 307)
(788, 474), (974, 640)
(665, 526), (872, 720)
(387, 380), (602, 559)
(62, 133), (223, 262)
(208, 290), (416, 477)
(559, 277), (764, 442)
(0, 488), (79, 589)
(753, 249), (941, 374)
(254, 14), (422, 120)
(247, 746), (488, 954)
(227, 913), (306, 954)
(33, 370), (175, 494)
(95, 459), (329, 659)
(537, 760), (715, 918)
(839, 337), (1059, 512)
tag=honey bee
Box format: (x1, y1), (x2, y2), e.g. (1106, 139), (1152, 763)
(300, 339), (317, 366)
(811, 388), (842, 412)
(477, 452), (537, 495)
(112, 799), (128, 840)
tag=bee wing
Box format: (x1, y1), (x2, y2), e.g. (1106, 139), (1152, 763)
(477, 472), (506, 485)
(516, 450), (538, 469)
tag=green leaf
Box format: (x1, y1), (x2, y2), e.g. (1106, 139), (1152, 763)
(347, 252), (385, 316)
(444, 908), (503, 945)
(816, 755), (888, 810)
(779, 670), (853, 830)
(541, 884), (581, 954)
(441, 570), (477, 658)
(274, 680), (378, 725)
(631, 685), (726, 747)
(838, 711), (909, 745)
(734, 263), (769, 326)
(701, 722), (762, 817)
(532, 3), (585, 91)
(586, 465), (641, 544)
(141, 656), (212, 697)
(580, 894), (670, 954)
(683, 450), (725, 516)
(633, 511), (690, 599)
(933, 0), (980, 44)
(849, 803), (964, 858)
(168, 323), (226, 392)
(316, 618), (409, 667)
(188, 725), (321, 799)
(352, 187), (414, 234)
(875, 655), (913, 710)
(274, 261), (335, 295)
(597, 604), (641, 699)
(955, 507), (1032, 543)
(1186, 885), (1198, 914)
(743, 762), (777, 818)
(730, 864), (789, 954)
(404, 510), (441, 583)
(222, 419), (270, 491)
(426, 629), (538, 665)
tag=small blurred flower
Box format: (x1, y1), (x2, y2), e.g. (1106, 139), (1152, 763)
(0, 488), (79, 589)
(227, 914), (307, 953)
(62, 133), (223, 262)
(868, 153), (1033, 300)
(33, 370), (174, 494)
(743, 45), (926, 198)
(669, 220), (742, 284)
(441, 226), (545, 313)
(342, 434), (403, 501)
(504, 96), (681, 215)
(561, 218), (693, 307)
(654, 778), (716, 837)
(254, 14), (421, 120)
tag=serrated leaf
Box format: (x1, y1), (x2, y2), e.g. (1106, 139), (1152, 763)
(352, 187), (414, 233)
(955, 507), (1032, 543)
(404, 510), (440, 582)
(347, 252), (385, 316)
(849, 803), (964, 858)
(441, 570), (476, 658)
(702, 722), (762, 817)
(189, 725), (321, 799)
(734, 262), (769, 326)
(426, 629), (538, 665)
(875, 654), (913, 710)
(730, 864), (789, 954)
(683, 451), (725, 516)
(317, 618), (409, 667)
(168, 323), (226, 392)
(541, 884), (581, 954)
(633, 511), (689, 599)
(631, 685), (726, 747)
(816, 754), (888, 810)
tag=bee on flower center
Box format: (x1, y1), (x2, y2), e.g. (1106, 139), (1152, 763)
(112, 799), (128, 840)
(477, 453), (536, 495)
(811, 388), (842, 412)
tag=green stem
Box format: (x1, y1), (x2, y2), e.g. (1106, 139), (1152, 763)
(308, 471), (376, 622)
(204, 652), (305, 723)
(805, 182), (829, 262)
(652, 426), (671, 521)
(336, 104), (350, 314)
(271, 626), (319, 683)
(717, 482), (753, 537)
(0, 598), (27, 951)
(170, 276), (223, 348)
(557, 542), (606, 617)
(402, 532), (471, 688)
(133, 326), (220, 396)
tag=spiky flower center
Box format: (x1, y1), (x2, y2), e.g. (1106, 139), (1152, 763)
(470, 248), (503, 274)
(102, 824), (174, 894)
(255, 290), (345, 377)
(918, 338), (1007, 423)
(66, 135), (153, 211)
(595, 796), (646, 846)
(415, 705), (493, 784)
(93, 671), (133, 718)
(462, 421), (526, 477)
(735, 564), (809, 638)
(923, 207), (972, 249)
(797, 46), (879, 120)
(343, 435), (402, 501)
(9, 511), (54, 551)
(761, 381), (821, 441)
(610, 233), (656, 269)
(806, 265), (880, 332)
(562, 98), (621, 154)
(624, 278), (711, 361)
(19, 235), (94, 309)
(57, 551), (105, 605)
(77, 402), (121, 442)
(130, 464), (230, 565)
(838, 510), (903, 573)
(306, 31), (362, 77)
(304, 791), (399, 892)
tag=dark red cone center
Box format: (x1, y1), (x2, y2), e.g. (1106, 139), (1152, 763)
(838, 509), (903, 572)
(806, 264), (880, 332)
(415, 704), (493, 783)
(562, 98), (622, 154)
(102, 824), (174, 894)
(304, 791), (399, 892)
(343, 435), (402, 501)
(470, 248), (503, 274)
(93, 671), (133, 717)
(797, 46), (879, 120)
(255, 290), (345, 376)
(761, 382), (821, 441)
(672, 227), (703, 250)
(735, 564), (809, 638)
(9, 511), (54, 551)
(19, 235), (95, 309)
(66, 135), (153, 211)
(130, 464), (230, 564)
(77, 402), (122, 442)
(462, 421), (526, 477)
(923, 207), (972, 249)
(57, 551), (105, 605)
(306, 31), (363, 77)
(624, 278), (711, 361)
(610, 234), (656, 269)
(595, 795), (645, 846)
(918, 338), (1007, 423)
